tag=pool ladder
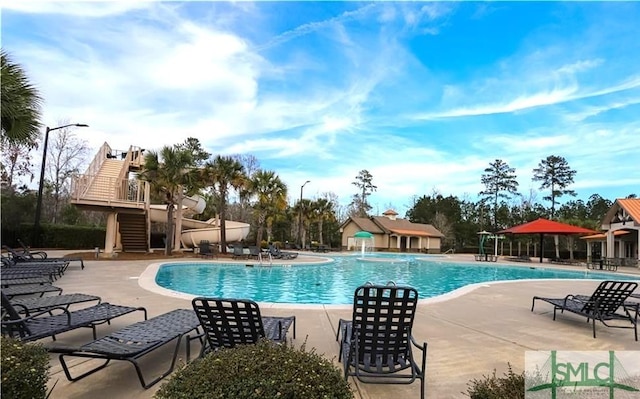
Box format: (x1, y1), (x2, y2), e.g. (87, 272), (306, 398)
(257, 252), (273, 266)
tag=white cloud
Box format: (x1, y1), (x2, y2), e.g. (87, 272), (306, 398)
(3, 1), (151, 17)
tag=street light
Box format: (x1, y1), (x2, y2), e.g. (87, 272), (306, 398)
(298, 180), (310, 249)
(33, 123), (89, 247)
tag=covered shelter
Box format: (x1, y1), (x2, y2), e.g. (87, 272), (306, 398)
(498, 218), (596, 263)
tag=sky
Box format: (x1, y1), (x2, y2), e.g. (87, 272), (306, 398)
(3, 1), (639, 216)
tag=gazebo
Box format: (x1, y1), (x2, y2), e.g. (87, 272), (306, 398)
(498, 218), (596, 263)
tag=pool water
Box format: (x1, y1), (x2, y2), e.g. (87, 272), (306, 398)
(154, 255), (636, 305)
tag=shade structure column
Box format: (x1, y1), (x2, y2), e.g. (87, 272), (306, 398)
(606, 231), (615, 261)
(104, 212), (118, 255)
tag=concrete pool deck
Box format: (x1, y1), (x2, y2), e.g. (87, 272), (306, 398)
(31, 252), (640, 399)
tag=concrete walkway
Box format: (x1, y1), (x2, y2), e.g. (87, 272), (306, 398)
(30, 253), (640, 399)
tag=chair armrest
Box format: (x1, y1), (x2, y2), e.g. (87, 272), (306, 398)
(409, 335), (427, 352)
(2, 306), (72, 325)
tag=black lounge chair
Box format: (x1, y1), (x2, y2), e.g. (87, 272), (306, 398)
(232, 245), (247, 259)
(191, 297), (296, 357)
(3, 243), (85, 270)
(2, 283), (63, 299)
(198, 240), (217, 259)
(1, 276), (53, 286)
(267, 245), (298, 260)
(248, 245), (262, 260)
(531, 280), (638, 340)
(1, 292), (147, 342)
(10, 293), (101, 313)
(340, 284), (427, 399)
(48, 309), (201, 389)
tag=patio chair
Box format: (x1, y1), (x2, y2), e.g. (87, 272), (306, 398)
(1, 276), (53, 286)
(248, 245), (262, 260)
(1, 292), (147, 342)
(10, 293), (101, 314)
(2, 283), (63, 299)
(3, 243), (85, 270)
(340, 284), (427, 399)
(198, 240), (218, 259)
(191, 297), (296, 357)
(268, 244), (298, 260)
(531, 280), (638, 340)
(232, 245), (247, 259)
(48, 309), (202, 389)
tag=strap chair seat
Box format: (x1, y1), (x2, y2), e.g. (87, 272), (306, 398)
(2, 284), (63, 299)
(2, 292), (147, 342)
(10, 293), (101, 313)
(48, 309), (201, 389)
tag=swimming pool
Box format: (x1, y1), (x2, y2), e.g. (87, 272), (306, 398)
(153, 255), (637, 305)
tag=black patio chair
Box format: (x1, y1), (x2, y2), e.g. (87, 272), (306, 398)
(191, 297), (296, 357)
(340, 284), (427, 399)
(10, 293), (101, 314)
(531, 280), (638, 340)
(1, 276), (53, 287)
(4, 243), (85, 270)
(198, 240), (218, 259)
(1, 292), (147, 342)
(48, 309), (202, 389)
(232, 245), (247, 259)
(2, 283), (63, 299)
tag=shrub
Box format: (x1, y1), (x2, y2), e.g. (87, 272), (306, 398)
(1, 336), (51, 399)
(155, 340), (354, 399)
(464, 364), (525, 399)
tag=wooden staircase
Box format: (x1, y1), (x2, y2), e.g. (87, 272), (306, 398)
(84, 159), (124, 200)
(118, 213), (149, 252)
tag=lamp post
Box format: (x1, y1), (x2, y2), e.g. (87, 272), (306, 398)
(33, 123), (89, 247)
(298, 180), (310, 249)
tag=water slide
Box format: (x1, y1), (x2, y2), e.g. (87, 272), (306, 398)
(148, 195), (250, 248)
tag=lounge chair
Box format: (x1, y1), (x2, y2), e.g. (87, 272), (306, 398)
(531, 280), (638, 340)
(10, 293), (101, 314)
(268, 245), (298, 260)
(3, 244), (85, 270)
(198, 240), (218, 259)
(1, 276), (53, 286)
(232, 245), (247, 259)
(48, 309), (202, 389)
(248, 245), (262, 260)
(340, 284), (427, 399)
(1, 292), (147, 342)
(2, 283), (63, 299)
(191, 297), (296, 357)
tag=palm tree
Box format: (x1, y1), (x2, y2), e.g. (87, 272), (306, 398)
(312, 198), (335, 245)
(294, 198), (314, 248)
(202, 155), (246, 254)
(1, 50), (43, 145)
(139, 146), (197, 255)
(249, 170), (288, 245)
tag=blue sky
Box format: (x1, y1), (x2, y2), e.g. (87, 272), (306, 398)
(3, 2), (639, 215)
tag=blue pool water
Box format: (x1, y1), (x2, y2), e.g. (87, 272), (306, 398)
(155, 255), (636, 305)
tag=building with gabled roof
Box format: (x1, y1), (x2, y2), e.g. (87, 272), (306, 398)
(340, 209), (444, 253)
(581, 198), (639, 267)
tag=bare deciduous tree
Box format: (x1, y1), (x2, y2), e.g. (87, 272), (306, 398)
(44, 124), (89, 223)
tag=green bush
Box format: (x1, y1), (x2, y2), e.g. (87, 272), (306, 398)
(155, 340), (353, 399)
(464, 364), (524, 399)
(1, 336), (51, 399)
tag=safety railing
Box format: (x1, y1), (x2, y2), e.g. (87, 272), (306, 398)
(70, 175), (148, 206)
